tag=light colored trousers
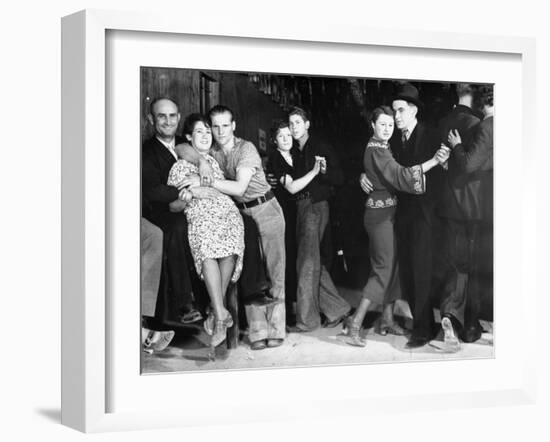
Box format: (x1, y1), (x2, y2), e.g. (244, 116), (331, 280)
(241, 198), (286, 342)
(295, 200), (350, 330)
(141, 217), (163, 317)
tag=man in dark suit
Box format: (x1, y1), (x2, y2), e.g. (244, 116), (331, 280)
(142, 97), (202, 325)
(439, 85), (494, 350)
(390, 83), (443, 349)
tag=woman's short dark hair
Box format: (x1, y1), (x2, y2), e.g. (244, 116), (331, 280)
(270, 119), (290, 144)
(182, 113), (210, 137)
(370, 106), (394, 125)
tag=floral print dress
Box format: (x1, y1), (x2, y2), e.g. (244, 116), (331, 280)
(167, 155), (244, 282)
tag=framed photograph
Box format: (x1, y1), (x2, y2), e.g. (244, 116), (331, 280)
(139, 65), (495, 373)
(61, 9), (536, 433)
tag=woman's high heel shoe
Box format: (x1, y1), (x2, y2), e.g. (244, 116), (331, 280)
(345, 317), (366, 347)
(203, 309), (215, 336)
(210, 313), (234, 347)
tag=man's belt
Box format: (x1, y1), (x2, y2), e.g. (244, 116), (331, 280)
(235, 190), (275, 210)
(295, 191), (311, 201)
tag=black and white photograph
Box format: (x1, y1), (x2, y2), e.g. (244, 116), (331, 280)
(5, 0), (547, 438)
(140, 67), (494, 373)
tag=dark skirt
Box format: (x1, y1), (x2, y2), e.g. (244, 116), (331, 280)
(361, 206), (401, 305)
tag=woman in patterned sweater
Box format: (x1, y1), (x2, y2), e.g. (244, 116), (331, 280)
(345, 106), (448, 346)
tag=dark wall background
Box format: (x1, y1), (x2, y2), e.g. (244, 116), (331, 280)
(140, 67), (492, 320)
(140, 67), (465, 163)
(141, 68), (286, 151)
(141, 67), (201, 139)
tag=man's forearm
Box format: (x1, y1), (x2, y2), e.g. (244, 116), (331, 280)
(212, 179), (248, 197)
(143, 183), (179, 204)
(175, 142), (202, 165)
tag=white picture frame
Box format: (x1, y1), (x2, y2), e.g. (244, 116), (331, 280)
(61, 9), (537, 433)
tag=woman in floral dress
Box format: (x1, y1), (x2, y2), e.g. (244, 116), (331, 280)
(345, 106), (449, 346)
(167, 113), (244, 347)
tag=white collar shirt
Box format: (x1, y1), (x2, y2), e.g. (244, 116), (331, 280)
(156, 137), (178, 160)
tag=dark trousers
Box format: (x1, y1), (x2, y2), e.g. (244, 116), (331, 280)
(396, 204), (434, 338)
(147, 211), (196, 324)
(238, 213), (272, 303)
(280, 198), (297, 321)
(440, 218), (491, 334)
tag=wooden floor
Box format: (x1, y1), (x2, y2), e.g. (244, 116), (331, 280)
(142, 320), (493, 374)
(142, 288), (494, 374)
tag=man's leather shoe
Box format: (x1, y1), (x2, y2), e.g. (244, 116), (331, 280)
(180, 309), (203, 324)
(405, 335), (430, 349)
(143, 330), (175, 353)
(266, 338), (284, 348)
(286, 325), (311, 333)
(250, 340), (267, 350)
(460, 323), (483, 343)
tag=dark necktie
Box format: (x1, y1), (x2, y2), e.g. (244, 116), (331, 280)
(401, 129), (409, 146)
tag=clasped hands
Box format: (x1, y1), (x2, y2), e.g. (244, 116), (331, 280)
(312, 156), (324, 175)
(265, 157), (324, 189)
(173, 157), (216, 199)
(175, 174), (220, 202)
(434, 144), (451, 165)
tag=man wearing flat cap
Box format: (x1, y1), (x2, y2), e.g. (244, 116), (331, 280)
(390, 82), (443, 349)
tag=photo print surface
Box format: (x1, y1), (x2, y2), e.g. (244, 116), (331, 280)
(140, 67), (494, 373)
